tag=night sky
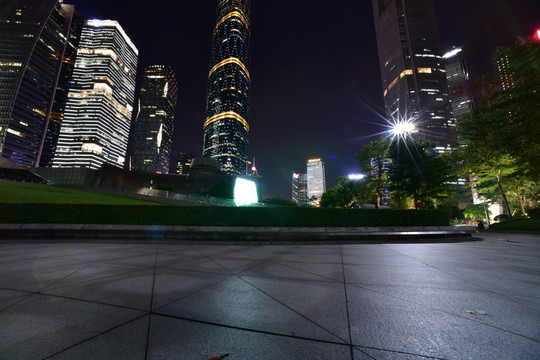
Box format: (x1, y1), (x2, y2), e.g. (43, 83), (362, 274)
(66, 0), (538, 199)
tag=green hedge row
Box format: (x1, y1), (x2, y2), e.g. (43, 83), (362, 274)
(0, 203), (450, 227)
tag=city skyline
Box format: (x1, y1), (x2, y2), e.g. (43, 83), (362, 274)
(60, 0), (538, 198)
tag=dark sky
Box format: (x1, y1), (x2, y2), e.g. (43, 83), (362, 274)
(67, 0), (538, 199)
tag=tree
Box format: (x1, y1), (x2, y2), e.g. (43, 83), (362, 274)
(356, 138), (391, 208)
(320, 176), (367, 208)
(463, 204), (488, 222)
(388, 139), (455, 209)
(262, 196), (298, 207)
(455, 43), (540, 216)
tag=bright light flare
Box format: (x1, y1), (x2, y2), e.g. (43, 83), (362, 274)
(390, 120), (417, 137)
(348, 174), (366, 180)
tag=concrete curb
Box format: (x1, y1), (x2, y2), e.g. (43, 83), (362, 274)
(0, 224), (477, 242)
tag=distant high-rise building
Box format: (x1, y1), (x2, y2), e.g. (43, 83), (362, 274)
(443, 48), (474, 126)
(53, 19), (138, 169)
(372, 0), (458, 150)
(307, 158), (326, 201)
(130, 65), (178, 174)
(176, 152), (194, 175)
(0, 0), (82, 167)
(202, 0), (251, 175)
(292, 172), (308, 206)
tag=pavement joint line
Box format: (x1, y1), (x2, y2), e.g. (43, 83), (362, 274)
(151, 274), (231, 313)
(42, 313), (149, 360)
(378, 243), (540, 337)
(352, 344), (450, 360)
(0, 242), (130, 313)
(237, 274), (350, 344)
(151, 311), (350, 346)
(189, 243), (351, 345)
(144, 243), (159, 360)
(340, 245), (370, 360)
(345, 281), (540, 343)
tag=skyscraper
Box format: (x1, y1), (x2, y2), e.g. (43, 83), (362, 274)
(202, 0), (251, 175)
(0, 0), (82, 167)
(176, 152), (194, 175)
(307, 158), (326, 201)
(130, 65), (178, 174)
(292, 172), (308, 206)
(443, 48), (474, 125)
(53, 19), (138, 169)
(372, 0), (458, 150)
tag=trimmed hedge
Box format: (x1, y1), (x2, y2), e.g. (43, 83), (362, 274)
(0, 203), (450, 227)
(487, 218), (540, 232)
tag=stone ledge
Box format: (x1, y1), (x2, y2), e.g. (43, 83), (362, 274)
(0, 224), (476, 242)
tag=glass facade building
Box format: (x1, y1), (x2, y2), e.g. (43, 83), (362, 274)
(0, 0), (82, 167)
(292, 172), (308, 206)
(372, 0), (458, 150)
(130, 65), (178, 174)
(443, 48), (474, 127)
(203, 0), (251, 175)
(306, 158), (326, 201)
(176, 152), (194, 175)
(53, 19), (138, 169)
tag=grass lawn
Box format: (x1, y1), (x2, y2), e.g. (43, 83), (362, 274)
(0, 181), (162, 205)
(487, 218), (540, 233)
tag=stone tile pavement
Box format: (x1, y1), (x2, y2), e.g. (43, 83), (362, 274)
(0, 232), (539, 359)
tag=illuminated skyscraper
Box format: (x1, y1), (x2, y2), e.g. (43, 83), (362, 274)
(292, 172), (308, 206)
(202, 0), (251, 174)
(443, 48), (474, 126)
(176, 152), (194, 175)
(130, 65), (178, 174)
(0, 0), (82, 167)
(307, 158), (326, 201)
(53, 19), (138, 169)
(372, 0), (458, 150)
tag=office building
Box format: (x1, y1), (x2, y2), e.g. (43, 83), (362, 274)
(53, 19), (138, 169)
(443, 48), (474, 125)
(292, 172), (308, 206)
(130, 65), (178, 174)
(307, 158), (326, 201)
(372, 0), (458, 150)
(0, 0), (82, 167)
(176, 152), (194, 175)
(202, 0), (251, 174)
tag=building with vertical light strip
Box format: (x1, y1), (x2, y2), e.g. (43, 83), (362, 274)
(0, 0), (82, 167)
(443, 48), (474, 127)
(52, 19), (138, 169)
(203, 0), (251, 175)
(292, 172), (308, 206)
(372, 0), (458, 150)
(307, 158), (326, 202)
(130, 65), (178, 174)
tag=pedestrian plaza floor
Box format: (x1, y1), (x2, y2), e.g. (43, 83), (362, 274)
(0, 232), (539, 359)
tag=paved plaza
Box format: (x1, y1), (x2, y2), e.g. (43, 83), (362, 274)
(0, 232), (539, 359)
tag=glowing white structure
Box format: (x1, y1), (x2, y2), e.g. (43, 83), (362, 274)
(53, 19), (138, 169)
(234, 177), (258, 206)
(307, 158), (326, 201)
